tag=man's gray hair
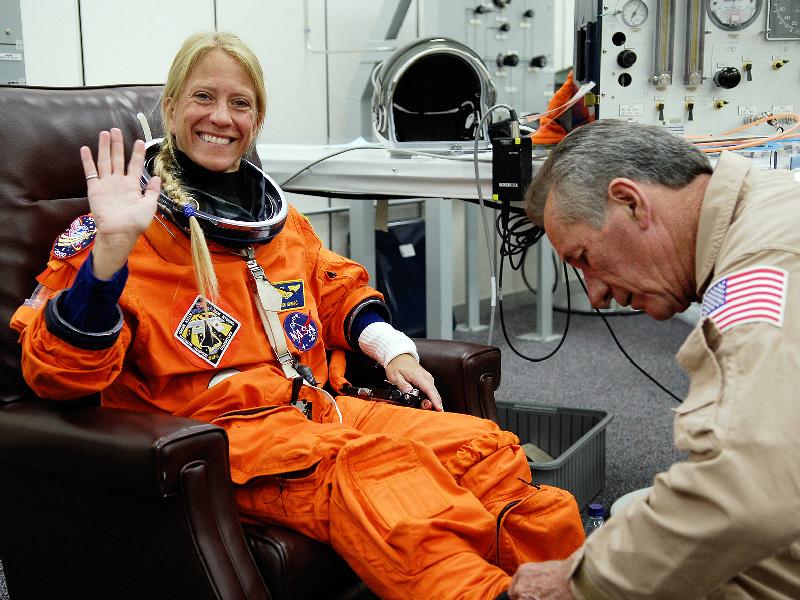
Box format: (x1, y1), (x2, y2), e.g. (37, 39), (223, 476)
(524, 119), (712, 229)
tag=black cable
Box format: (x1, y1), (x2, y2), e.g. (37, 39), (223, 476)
(491, 207), (568, 361)
(492, 207), (570, 361)
(498, 258), (571, 362)
(495, 212), (545, 271)
(280, 145), (487, 188)
(280, 146), (374, 187)
(520, 244), (560, 295)
(492, 209), (682, 398)
(572, 268), (683, 404)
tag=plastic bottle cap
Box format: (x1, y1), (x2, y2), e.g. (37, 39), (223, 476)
(587, 503), (605, 518)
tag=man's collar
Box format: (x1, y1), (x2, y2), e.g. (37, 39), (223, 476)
(694, 152), (752, 295)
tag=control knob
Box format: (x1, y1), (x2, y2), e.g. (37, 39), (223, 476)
(617, 49), (637, 68)
(497, 52), (519, 67)
(713, 67), (741, 89)
(529, 55), (548, 68)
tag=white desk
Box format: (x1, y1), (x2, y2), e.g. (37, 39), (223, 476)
(258, 142), (556, 340)
(258, 142), (493, 199)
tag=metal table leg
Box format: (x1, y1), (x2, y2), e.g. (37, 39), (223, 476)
(456, 202), (487, 332)
(425, 198), (453, 340)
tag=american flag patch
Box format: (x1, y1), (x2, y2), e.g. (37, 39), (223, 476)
(702, 266), (788, 332)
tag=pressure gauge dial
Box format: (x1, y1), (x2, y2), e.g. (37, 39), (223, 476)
(707, 0), (763, 31)
(766, 0), (800, 40)
(621, 0), (649, 26)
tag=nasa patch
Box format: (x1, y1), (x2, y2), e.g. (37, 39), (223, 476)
(273, 279), (305, 311)
(174, 296), (240, 366)
(283, 311), (319, 352)
(53, 215), (96, 258)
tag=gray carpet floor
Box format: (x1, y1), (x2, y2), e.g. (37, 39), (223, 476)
(453, 298), (693, 514)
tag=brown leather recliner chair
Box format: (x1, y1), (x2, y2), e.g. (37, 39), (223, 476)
(0, 85), (502, 600)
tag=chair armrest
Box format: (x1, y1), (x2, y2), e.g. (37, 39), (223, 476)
(0, 399), (224, 498)
(0, 399), (269, 599)
(413, 338), (501, 421)
(342, 339), (501, 421)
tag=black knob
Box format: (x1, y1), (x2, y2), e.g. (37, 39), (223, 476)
(493, 0), (510, 6)
(499, 22), (511, 32)
(617, 49), (637, 68)
(523, 9), (534, 17)
(474, 5), (491, 13)
(713, 67), (741, 89)
(529, 55), (548, 68)
(497, 52), (519, 67)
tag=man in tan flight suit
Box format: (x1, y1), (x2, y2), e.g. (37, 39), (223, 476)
(510, 119), (800, 599)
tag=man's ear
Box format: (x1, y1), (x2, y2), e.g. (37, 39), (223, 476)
(607, 177), (651, 229)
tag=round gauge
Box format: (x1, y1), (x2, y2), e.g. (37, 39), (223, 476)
(707, 0), (763, 31)
(766, 0), (800, 40)
(621, 0), (649, 27)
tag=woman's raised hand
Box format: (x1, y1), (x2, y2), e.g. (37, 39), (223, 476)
(80, 128), (161, 280)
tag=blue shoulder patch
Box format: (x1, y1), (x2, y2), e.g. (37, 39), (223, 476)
(273, 279), (306, 311)
(52, 215), (96, 259)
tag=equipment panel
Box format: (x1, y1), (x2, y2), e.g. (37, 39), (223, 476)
(0, 0), (24, 85)
(425, 0), (565, 115)
(574, 0), (800, 134)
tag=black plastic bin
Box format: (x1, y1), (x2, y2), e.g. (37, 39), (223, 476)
(496, 403), (613, 508)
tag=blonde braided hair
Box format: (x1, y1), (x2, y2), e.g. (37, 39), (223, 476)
(152, 146), (219, 303)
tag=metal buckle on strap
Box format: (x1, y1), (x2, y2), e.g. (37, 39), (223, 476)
(244, 247), (266, 279)
(246, 259), (266, 281)
(277, 352), (295, 365)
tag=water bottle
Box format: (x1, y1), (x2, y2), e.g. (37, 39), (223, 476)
(585, 503), (605, 535)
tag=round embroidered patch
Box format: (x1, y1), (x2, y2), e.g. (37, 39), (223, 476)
(283, 311), (319, 352)
(53, 215), (96, 258)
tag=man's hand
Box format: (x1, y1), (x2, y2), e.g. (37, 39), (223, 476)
(384, 353), (443, 411)
(508, 552), (580, 600)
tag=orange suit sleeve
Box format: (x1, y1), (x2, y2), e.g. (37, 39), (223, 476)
(532, 71), (576, 145)
(10, 254), (132, 400)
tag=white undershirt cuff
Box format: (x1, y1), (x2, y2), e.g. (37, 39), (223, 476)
(358, 321), (419, 368)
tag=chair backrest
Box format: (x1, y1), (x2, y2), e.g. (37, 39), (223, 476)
(0, 84), (164, 402)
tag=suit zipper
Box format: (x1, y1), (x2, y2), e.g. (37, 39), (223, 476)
(496, 499), (522, 565)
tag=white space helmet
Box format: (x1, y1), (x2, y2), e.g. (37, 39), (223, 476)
(371, 37), (497, 149)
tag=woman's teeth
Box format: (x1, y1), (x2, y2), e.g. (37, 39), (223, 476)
(199, 133), (231, 145)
